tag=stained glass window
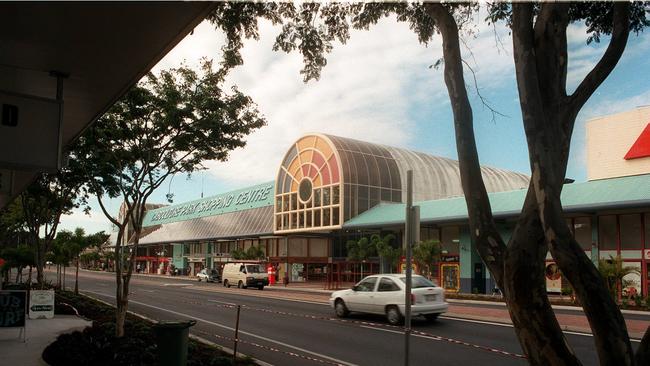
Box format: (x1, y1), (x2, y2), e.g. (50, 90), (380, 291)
(275, 135), (343, 232)
(275, 134), (404, 232)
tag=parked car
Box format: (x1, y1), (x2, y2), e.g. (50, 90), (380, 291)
(329, 274), (448, 325)
(196, 269), (220, 283)
(222, 262), (268, 290)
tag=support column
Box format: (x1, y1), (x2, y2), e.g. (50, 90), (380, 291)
(591, 215), (599, 265)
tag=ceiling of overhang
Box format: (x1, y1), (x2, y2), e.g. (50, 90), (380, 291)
(0, 2), (214, 208)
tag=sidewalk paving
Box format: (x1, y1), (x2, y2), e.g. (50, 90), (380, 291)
(0, 315), (91, 366)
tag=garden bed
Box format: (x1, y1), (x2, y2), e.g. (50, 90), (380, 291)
(44, 290), (256, 365)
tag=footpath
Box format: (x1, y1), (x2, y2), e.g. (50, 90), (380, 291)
(125, 270), (650, 339)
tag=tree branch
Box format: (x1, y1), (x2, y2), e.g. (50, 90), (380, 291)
(570, 2), (630, 111)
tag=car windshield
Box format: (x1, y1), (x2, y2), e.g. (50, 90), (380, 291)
(245, 265), (264, 273)
(398, 276), (436, 288)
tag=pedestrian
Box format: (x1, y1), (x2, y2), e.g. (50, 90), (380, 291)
(136, 264), (141, 274)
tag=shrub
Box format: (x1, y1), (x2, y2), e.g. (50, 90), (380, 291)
(47, 290), (256, 365)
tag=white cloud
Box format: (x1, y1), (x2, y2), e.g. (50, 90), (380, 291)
(58, 206), (113, 235)
(188, 17), (449, 186)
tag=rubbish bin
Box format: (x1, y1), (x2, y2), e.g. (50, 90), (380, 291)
(153, 320), (197, 366)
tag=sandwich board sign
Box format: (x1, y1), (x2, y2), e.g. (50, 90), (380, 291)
(0, 291), (26, 327)
(1, 290), (27, 341)
(29, 290), (55, 319)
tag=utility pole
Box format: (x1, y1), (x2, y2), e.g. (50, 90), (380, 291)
(404, 170), (413, 366)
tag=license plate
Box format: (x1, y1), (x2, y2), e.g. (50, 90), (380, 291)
(425, 294), (437, 302)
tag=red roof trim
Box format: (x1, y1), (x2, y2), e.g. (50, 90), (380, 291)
(624, 123), (650, 160)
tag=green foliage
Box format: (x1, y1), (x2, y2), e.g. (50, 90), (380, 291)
(346, 237), (376, 262)
(230, 245), (265, 260)
(372, 233), (400, 273)
(0, 245), (35, 272)
(207, 3), (512, 82)
(412, 239), (442, 280)
(598, 255), (640, 300)
(75, 59), (266, 229)
(486, 2), (649, 44)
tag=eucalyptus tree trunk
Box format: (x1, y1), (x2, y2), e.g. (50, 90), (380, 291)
(427, 4), (581, 364)
(75, 256), (80, 294)
(511, 3), (637, 364)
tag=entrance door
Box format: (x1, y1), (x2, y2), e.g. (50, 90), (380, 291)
(440, 263), (460, 292)
(472, 263), (486, 294)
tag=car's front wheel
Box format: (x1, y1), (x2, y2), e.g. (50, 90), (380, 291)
(334, 299), (349, 318)
(386, 306), (403, 325)
(238, 280), (245, 289)
(197, 277), (202, 282)
(224, 280), (230, 287)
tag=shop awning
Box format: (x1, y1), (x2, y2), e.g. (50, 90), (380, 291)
(138, 206), (274, 246)
(343, 174), (650, 228)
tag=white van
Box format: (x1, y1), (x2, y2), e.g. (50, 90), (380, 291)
(222, 262), (269, 290)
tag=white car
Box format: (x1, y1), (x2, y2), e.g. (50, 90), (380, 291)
(196, 269), (220, 283)
(329, 274), (448, 325)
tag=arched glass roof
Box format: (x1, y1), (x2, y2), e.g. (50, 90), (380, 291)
(275, 133), (529, 233)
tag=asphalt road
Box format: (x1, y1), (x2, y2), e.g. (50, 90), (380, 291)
(50, 269), (622, 366)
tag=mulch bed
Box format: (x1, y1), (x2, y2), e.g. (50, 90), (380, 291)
(43, 290), (256, 366)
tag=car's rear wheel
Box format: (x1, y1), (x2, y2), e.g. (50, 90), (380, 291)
(258, 285), (264, 290)
(197, 277), (202, 282)
(386, 306), (403, 325)
(424, 313), (439, 322)
(334, 299), (349, 318)
(224, 279), (230, 287)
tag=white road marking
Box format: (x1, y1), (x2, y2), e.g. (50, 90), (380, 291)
(360, 325), (400, 334)
(162, 283), (193, 287)
(208, 299), (238, 306)
(83, 290), (357, 366)
(442, 316), (642, 343)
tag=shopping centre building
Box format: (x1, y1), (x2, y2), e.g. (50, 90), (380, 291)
(135, 106), (650, 296)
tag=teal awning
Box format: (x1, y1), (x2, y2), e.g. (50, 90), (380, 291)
(343, 174), (650, 228)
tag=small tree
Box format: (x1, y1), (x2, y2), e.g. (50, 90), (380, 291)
(0, 245), (35, 284)
(75, 60), (265, 337)
(599, 255), (640, 301)
(8, 164), (88, 288)
(230, 245), (265, 260)
(50, 234), (77, 289)
(372, 233), (400, 273)
(413, 239), (442, 281)
(347, 237), (376, 281)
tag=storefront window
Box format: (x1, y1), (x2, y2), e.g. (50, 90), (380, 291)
(309, 238), (328, 257)
(441, 227), (460, 254)
(279, 240), (287, 257)
(598, 215), (617, 250)
(573, 217), (592, 251)
(289, 238), (307, 256)
(620, 214), (642, 250)
(643, 212), (650, 247)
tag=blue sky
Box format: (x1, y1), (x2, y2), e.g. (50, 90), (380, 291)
(60, 13), (650, 235)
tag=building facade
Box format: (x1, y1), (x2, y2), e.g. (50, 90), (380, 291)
(137, 111), (650, 295)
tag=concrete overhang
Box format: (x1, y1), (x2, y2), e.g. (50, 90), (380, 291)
(0, 2), (215, 207)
